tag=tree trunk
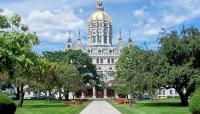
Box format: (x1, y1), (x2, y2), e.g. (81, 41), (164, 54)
(48, 90), (52, 102)
(64, 90), (69, 101)
(18, 85), (24, 107)
(180, 95), (189, 106)
(176, 88), (189, 106)
(16, 87), (20, 100)
(58, 91), (62, 100)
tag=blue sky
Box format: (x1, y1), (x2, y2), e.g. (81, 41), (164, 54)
(1, 0), (200, 53)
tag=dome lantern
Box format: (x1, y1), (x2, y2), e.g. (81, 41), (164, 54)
(97, 0), (104, 10)
(89, 0), (111, 22)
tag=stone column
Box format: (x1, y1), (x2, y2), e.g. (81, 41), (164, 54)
(81, 91), (85, 98)
(92, 87), (96, 98)
(104, 88), (107, 98)
(115, 92), (119, 99)
(128, 94), (132, 99)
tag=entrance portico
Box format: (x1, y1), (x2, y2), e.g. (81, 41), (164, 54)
(81, 87), (116, 99)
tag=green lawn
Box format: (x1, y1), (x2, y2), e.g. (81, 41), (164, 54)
(109, 99), (191, 114)
(14, 100), (90, 114)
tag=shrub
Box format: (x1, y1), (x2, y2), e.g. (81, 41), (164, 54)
(189, 89), (200, 114)
(0, 93), (17, 114)
(115, 98), (127, 104)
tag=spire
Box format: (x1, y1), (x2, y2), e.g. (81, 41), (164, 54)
(78, 29), (81, 40)
(117, 30), (124, 49)
(128, 30), (133, 46)
(119, 30), (122, 40)
(97, 0), (104, 10)
(67, 31), (72, 42)
(128, 30), (133, 43)
(75, 30), (82, 50)
(65, 30), (74, 50)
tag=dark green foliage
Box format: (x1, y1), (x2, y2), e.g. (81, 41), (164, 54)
(189, 89), (200, 114)
(0, 93), (16, 114)
(154, 27), (200, 106)
(43, 50), (100, 86)
(0, 15), (10, 29)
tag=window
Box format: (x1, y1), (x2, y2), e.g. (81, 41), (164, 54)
(170, 90), (173, 95)
(159, 90), (161, 95)
(100, 58), (103, 64)
(111, 58), (114, 63)
(107, 59), (110, 64)
(97, 71), (103, 75)
(104, 37), (107, 43)
(109, 50), (112, 53)
(93, 36), (96, 43)
(109, 67), (112, 70)
(96, 59), (99, 64)
(88, 50), (90, 53)
(98, 50), (101, 53)
(98, 67), (101, 70)
(163, 90), (165, 95)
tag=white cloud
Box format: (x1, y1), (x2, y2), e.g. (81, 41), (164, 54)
(22, 8), (85, 43)
(133, 8), (148, 17)
(131, 0), (200, 45)
(1, 8), (16, 16)
(25, 9), (85, 32)
(143, 28), (160, 36)
(162, 13), (187, 24)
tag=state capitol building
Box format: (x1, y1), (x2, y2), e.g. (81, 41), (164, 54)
(64, 0), (132, 98)
(62, 0), (178, 99)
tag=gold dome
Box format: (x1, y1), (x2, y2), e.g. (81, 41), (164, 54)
(89, 9), (111, 22)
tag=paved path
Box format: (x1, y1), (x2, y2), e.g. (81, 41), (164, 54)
(80, 101), (121, 114)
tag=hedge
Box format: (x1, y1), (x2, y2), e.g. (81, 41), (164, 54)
(0, 93), (16, 114)
(189, 89), (200, 114)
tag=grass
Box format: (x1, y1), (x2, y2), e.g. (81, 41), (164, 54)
(109, 99), (191, 114)
(14, 100), (90, 114)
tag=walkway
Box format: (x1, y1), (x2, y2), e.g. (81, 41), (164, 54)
(80, 100), (121, 114)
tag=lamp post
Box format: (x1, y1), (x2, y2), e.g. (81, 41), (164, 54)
(127, 61), (134, 107)
(127, 46), (134, 108)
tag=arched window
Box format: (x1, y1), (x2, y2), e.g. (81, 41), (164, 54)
(104, 37), (107, 43)
(93, 36), (96, 43)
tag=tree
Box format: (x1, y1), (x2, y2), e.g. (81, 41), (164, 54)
(154, 27), (200, 106)
(0, 11), (39, 107)
(57, 64), (83, 100)
(43, 50), (100, 86)
(115, 45), (158, 106)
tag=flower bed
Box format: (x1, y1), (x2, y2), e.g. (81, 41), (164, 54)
(64, 99), (88, 106)
(114, 98), (128, 104)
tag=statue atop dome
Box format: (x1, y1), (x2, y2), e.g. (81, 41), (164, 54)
(97, 0), (104, 10)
